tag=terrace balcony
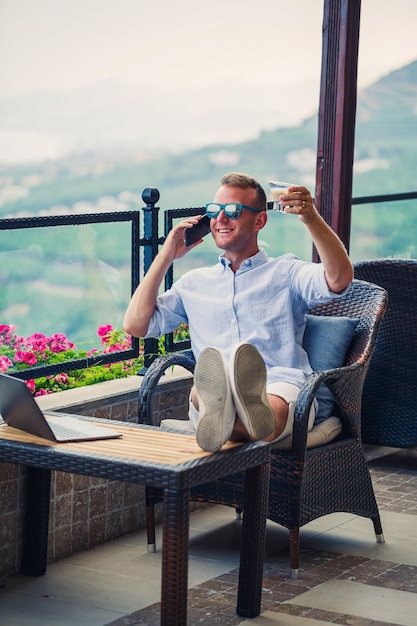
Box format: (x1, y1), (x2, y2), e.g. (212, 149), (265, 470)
(1, 203), (416, 626)
(1, 4), (416, 622)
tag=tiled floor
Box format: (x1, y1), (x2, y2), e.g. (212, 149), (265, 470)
(1, 445), (416, 626)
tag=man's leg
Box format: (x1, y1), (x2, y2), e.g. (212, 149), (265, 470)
(231, 393), (289, 442)
(232, 382), (316, 444)
(194, 379), (316, 446)
(228, 342), (276, 441)
(192, 384), (289, 443)
(193, 346), (236, 452)
(192, 343), (275, 451)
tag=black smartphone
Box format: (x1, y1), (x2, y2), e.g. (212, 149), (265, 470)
(184, 215), (211, 247)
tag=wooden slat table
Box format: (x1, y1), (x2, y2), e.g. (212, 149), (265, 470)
(0, 418), (270, 626)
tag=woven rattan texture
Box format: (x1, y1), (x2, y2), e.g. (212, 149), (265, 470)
(0, 424), (270, 490)
(354, 258), (417, 447)
(0, 423), (270, 624)
(141, 279), (388, 575)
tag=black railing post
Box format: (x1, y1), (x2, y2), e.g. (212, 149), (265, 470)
(141, 187), (161, 372)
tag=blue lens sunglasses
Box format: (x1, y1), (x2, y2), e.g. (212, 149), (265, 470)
(205, 202), (263, 219)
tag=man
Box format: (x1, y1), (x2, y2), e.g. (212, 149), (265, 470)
(124, 172), (353, 452)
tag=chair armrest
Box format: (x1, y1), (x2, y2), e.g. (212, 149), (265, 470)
(290, 362), (365, 457)
(138, 350), (196, 425)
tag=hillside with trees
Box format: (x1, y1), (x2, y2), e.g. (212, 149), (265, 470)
(1, 59), (416, 264)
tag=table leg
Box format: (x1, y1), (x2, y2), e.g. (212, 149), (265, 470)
(22, 467), (51, 576)
(161, 487), (190, 626)
(237, 461), (270, 618)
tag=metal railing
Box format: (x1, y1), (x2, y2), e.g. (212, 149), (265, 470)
(351, 191), (417, 205)
(0, 211), (140, 379)
(1, 188), (416, 378)
(140, 186), (417, 365)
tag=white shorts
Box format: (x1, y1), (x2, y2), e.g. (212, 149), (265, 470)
(266, 381), (316, 443)
(188, 381), (316, 443)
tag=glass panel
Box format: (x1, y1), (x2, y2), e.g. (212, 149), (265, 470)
(0, 216), (138, 377)
(350, 199), (417, 262)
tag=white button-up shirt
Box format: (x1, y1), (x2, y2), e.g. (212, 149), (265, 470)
(144, 249), (348, 389)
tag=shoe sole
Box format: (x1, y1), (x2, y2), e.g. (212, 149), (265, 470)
(195, 348), (235, 452)
(230, 343), (275, 440)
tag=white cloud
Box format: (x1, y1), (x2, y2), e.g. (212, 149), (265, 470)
(208, 151), (241, 166)
(354, 158), (390, 174)
(286, 148), (316, 174)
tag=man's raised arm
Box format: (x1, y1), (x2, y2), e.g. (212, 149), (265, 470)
(279, 186), (353, 293)
(123, 216), (206, 337)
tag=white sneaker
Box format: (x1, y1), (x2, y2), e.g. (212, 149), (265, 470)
(195, 347), (236, 452)
(229, 342), (275, 440)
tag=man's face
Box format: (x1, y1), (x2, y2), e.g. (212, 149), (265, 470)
(210, 185), (265, 253)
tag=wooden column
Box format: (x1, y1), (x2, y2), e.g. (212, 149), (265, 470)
(314, 0), (361, 256)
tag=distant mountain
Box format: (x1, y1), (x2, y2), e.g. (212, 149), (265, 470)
(353, 59), (417, 193)
(0, 60), (416, 269)
(0, 59), (416, 217)
(356, 60), (417, 148)
(357, 60), (417, 124)
(0, 77), (319, 164)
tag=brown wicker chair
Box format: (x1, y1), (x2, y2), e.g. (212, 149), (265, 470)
(354, 258), (417, 447)
(139, 279), (388, 578)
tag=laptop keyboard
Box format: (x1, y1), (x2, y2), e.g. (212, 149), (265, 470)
(44, 415), (121, 440)
(48, 422), (90, 440)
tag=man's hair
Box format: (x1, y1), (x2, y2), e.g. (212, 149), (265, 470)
(221, 172), (267, 212)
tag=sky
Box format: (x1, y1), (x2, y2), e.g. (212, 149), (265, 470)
(0, 0), (416, 162)
(1, 0), (416, 97)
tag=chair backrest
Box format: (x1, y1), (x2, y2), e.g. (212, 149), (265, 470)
(354, 259), (417, 447)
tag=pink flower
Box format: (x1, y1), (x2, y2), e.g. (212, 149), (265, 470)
(26, 379), (35, 392)
(0, 324), (16, 334)
(43, 333), (75, 353)
(27, 333), (47, 340)
(97, 325), (113, 343)
(26, 333), (47, 346)
(15, 351), (38, 365)
(49, 333), (64, 345)
(0, 325), (18, 348)
(54, 373), (69, 385)
(49, 340), (66, 353)
(14, 350), (25, 363)
(104, 342), (126, 353)
(50, 333), (67, 342)
(0, 355), (13, 372)
(27, 337), (48, 352)
(23, 352), (38, 365)
(35, 388), (52, 396)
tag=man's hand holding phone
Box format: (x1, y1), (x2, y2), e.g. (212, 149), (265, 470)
(184, 215), (211, 247)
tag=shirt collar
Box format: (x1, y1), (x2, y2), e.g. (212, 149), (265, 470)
(219, 248), (268, 271)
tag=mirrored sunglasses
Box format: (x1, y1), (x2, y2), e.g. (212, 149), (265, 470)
(205, 202), (263, 219)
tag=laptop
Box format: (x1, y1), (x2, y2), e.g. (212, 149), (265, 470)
(0, 373), (122, 443)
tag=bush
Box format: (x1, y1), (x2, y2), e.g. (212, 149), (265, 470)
(0, 323), (189, 395)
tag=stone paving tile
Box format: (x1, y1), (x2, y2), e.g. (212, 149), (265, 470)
(105, 448), (417, 626)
